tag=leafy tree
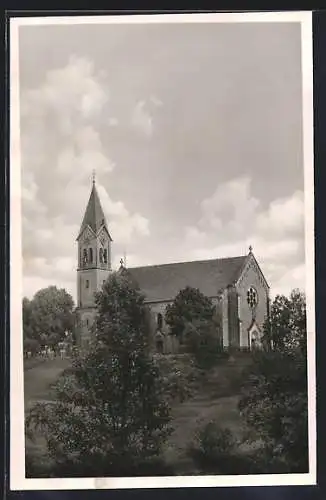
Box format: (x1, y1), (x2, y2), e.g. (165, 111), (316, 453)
(26, 272), (172, 477)
(22, 286), (75, 345)
(23, 337), (40, 355)
(165, 286), (216, 340)
(184, 318), (223, 368)
(23, 297), (35, 340)
(263, 289), (306, 354)
(239, 289), (308, 473)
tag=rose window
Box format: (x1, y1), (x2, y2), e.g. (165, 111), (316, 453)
(247, 287), (258, 309)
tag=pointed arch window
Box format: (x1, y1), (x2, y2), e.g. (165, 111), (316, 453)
(89, 247), (93, 263)
(103, 249), (108, 264)
(157, 313), (163, 330)
(99, 248), (103, 263)
(83, 249), (88, 266)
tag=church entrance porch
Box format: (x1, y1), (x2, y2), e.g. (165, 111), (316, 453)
(248, 320), (263, 350)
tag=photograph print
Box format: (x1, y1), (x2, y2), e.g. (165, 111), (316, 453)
(10, 12), (315, 490)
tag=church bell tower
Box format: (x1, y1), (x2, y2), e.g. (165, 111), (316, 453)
(76, 175), (113, 347)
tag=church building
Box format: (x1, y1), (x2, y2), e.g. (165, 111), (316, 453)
(76, 179), (270, 352)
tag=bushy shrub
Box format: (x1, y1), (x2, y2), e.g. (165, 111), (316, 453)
(155, 355), (199, 403)
(188, 422), (234, 467)
(184, 319), (224, 369)
(188, 421), (259, 475)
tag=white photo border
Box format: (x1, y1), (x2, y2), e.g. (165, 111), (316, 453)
(9, 10), (316, 491)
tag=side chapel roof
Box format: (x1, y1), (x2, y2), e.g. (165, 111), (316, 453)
(127, 255), (248, 302)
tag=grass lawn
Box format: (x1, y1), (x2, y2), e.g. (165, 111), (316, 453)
(24, 358), (71, 409)
(24, 357), (72, 476)
(163, 393), (243, 474)
(162, 356), (252, 474)
(25, 354), (252, 476)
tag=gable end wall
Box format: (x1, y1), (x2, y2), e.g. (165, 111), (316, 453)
(236, 256), (269, 348)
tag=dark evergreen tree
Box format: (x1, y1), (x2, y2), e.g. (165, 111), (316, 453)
(26, 272), (172, 477)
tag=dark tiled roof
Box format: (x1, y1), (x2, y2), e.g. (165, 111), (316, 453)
(128, 256), (248, 302)
(78, 182), (112, 239)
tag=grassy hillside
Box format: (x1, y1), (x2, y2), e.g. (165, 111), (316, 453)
(25, 353), (254, 477)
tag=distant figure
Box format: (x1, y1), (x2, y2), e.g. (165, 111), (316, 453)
(27, 351), (32, 359)
(60, 347), (66, 360)
(251, 334), (258, 351)
(47, 347), (54, 360)
(156, 339), (164, 354)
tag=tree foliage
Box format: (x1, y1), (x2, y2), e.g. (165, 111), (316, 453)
(23, 337), (40, 355)
(165, 286), (216, 339)
(239, 289), (308, 473)
(22, 286), (75, 346)
(155, 354), (198, 403)
(188, 421), (241, 474)
(26, 272), (172, 477)
(184, 318), (223, 368)
(263, 288), (307, 354)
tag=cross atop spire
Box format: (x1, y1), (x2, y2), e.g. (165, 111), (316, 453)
(249, 245), (253, 254)
(92, 169), (96, 185)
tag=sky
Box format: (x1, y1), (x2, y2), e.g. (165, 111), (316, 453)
(18, 19), (307, 303)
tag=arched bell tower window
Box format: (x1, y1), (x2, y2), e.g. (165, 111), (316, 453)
(89, 247), (93, 263)
(157, 313), (163, 330)
(99, 248), (103, 263)
(103, 249), (107, 264)
(83, 249), (88, 266)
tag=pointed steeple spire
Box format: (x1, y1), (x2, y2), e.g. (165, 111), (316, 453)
(77, 175), (112, 240)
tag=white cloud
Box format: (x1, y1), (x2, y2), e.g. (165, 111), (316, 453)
(21, 56), (150, 301)
(97, 184), (150, 244)
(131, 96), (163, 137)
(108, 117), (118, 127)
(150, 95), (163, 107)
(184, 176), (305, 297)
(256, 190), (304, 237)
(199, 177), (260, 238)
(23, 275), (75, 302)
(271, 264), (306, 297)
(131, 100), (153, 137)
(21, 55), (108, 129)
